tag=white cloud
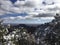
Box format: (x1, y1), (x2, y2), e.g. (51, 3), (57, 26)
(0, 0), (60, 17)
(3, 16), (54, 24)
(1, 0), (60, 24)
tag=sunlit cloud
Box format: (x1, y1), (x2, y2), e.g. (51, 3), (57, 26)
(0, 0), (60, 24)
(0, 0), (60, 16)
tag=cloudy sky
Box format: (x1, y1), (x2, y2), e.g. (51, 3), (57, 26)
(0, 0), (60, 24)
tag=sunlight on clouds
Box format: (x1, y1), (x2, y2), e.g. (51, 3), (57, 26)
(0, 0), (60, 17)
(0, 0), (60, 24)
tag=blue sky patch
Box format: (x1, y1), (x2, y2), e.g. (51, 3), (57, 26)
(0, 13), (28, 18)
(10, 0), (17, 4)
